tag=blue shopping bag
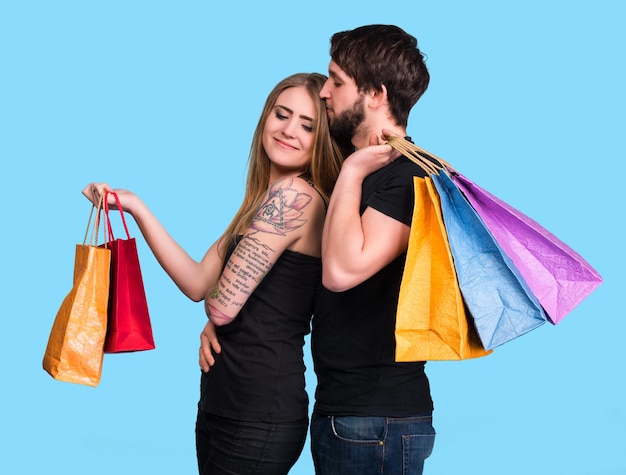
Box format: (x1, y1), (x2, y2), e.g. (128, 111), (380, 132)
(432, 172), (548, 350)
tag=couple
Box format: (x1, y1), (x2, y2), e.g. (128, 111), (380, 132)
(83, 25), (435, 475)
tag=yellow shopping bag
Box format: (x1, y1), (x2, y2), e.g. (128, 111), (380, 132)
(395, 176), (491, 361)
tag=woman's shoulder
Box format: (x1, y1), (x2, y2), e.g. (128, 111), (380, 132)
(259, 176), (325, 256)
(269, 175), (317, 190)
(267, 176), (326, 210)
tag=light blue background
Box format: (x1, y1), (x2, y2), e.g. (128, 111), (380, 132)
(1, 1), (624, 474)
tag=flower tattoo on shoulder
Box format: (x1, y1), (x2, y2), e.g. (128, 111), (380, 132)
(250, 178), (312, 235)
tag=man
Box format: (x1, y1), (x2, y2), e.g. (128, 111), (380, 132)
(310, 24), (435, 474)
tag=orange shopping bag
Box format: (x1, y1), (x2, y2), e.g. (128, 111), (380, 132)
(43, 195), (111, 386)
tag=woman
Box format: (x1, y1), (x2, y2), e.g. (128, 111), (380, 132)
(83, 73), (343, 474)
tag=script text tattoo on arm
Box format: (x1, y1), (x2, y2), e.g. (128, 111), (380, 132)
(214, 178), (313, 313)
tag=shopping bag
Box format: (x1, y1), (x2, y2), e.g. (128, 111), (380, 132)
(101, 191), (155, 353)
(433, 171), (548, 350)
(396, 176), (492, 361)
(451, 172), (603, 324)
(388, 136), (602, 349)
(43, 195), (111, 387)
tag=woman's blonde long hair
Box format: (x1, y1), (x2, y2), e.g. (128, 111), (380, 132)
(219, 73), (344, 253)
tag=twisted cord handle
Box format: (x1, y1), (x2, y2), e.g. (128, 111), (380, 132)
(103, 191), (131, 242)
(82, 192), (107, 247)
(387, 136), (453, 175)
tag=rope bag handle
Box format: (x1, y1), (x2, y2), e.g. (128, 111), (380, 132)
(103, 191), (131, 242)
(82, 192), (108, 247)
(387, 136), (454, 175)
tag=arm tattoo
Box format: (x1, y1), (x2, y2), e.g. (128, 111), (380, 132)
(211, 178), (314, 317)
(206, 300), (234, 325)
(250, 178), (312, 236)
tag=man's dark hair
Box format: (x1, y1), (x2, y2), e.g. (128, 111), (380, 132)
(330, 24), (430, 127)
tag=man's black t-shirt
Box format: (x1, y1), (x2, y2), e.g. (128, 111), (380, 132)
(312, 156), (434, 416)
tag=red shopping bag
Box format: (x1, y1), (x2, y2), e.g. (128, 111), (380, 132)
(101, 191), (155, 353)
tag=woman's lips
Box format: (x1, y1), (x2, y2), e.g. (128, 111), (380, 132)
(274, 138), (298, 150)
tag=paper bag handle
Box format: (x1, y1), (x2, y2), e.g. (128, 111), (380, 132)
(103, 191), (131, 242)
(82, 192), (107, 247)
(387, 136), (453, 175)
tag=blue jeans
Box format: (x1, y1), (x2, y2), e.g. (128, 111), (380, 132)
(196, 410), (308, 475)
(310, 412), (435, 475)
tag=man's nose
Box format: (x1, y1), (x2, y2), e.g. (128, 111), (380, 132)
(319, 79), (331, 99)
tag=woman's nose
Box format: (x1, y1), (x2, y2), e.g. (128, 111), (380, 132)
(282, 120), (297, 138)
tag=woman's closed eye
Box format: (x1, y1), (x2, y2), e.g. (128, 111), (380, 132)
(274, 105), (314, 133)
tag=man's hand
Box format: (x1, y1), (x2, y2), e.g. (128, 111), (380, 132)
(342, 142), (400, 180)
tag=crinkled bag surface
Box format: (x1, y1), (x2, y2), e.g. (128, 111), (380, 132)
(101, 191), (154, 353)
(452, 172), (603, 324)
(433, 172), (548, 350)
(395, 176), (492, 361)
(43, 243), (111, 387)
(388, 136), (603, 354)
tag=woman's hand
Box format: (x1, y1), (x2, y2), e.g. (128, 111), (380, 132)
(82, 182), (138, 213)
(82, 182), (111, 205)
(199, 320), (222, 373)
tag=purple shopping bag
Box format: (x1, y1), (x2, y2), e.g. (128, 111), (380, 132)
(451, 172), (602, 324)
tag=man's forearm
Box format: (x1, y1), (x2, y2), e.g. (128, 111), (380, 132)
(322, 168), (366, 290)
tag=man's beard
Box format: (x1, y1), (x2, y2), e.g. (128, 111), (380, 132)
(329, 96), (365, 151)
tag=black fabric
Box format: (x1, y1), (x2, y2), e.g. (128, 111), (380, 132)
(196, 410), (308, 475)
(312, 157), (434, 417)
(360, 155), (426, 224)
(198, 245), (320, 423)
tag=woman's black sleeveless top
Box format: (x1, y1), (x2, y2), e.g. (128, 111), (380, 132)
(198, 240), (320, 423)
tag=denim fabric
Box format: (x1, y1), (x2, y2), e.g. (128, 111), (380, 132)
(196, 410), (308, 475)
(310, 412), (435, 475)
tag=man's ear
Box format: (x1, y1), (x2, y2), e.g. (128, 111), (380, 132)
(367, 84), (389, 109)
